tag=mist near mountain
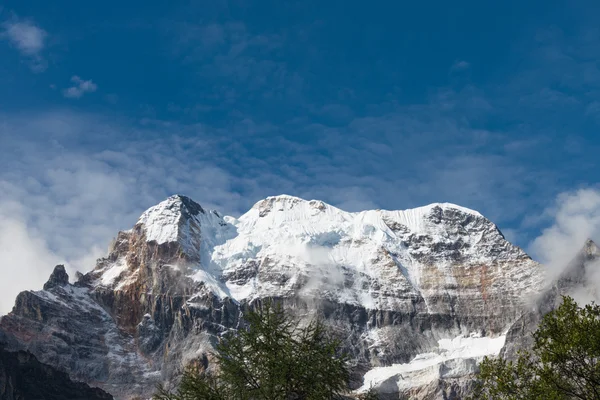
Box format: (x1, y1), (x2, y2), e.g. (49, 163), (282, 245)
(2, 188), (600, 316)
(530, 188), (600, 303)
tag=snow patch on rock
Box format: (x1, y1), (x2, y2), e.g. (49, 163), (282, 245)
(359, 333), (506, 393)
(98, 258), (128, 287)
(137, 196), (186, 244)
(190, 269), (231, 299)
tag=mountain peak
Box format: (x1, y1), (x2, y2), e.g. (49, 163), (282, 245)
(43, 265), (69, 290)
(136, 194), (206, 246)
(264, 194), (305, 202)
(251, 195), (327, 217)
(162, 195), (205, 215)
(422, 202), (484, 218)
(582, 239), (600, 258)
(252, 194), (310, 209)
(555, 239), (600, 291)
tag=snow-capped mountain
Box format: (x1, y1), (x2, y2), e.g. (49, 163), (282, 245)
(0, 195), (544, 399)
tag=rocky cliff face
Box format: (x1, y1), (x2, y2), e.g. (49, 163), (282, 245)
(0, 195), (544, 399)
(501, 239), (600, 360)
(0, 342), (113, 400)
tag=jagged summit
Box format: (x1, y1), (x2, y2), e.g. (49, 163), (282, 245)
(566, 238), (600, 271)
(136, 195), (210, 251)
(43, 265), (69, 290)
(582, 238), (600, 259)
(138, 195), (204, 227)
(555, 238), (600, 292)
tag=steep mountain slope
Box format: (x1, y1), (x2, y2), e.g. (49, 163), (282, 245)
(0, 195), (543, 399)
(0, 342), (113, 400)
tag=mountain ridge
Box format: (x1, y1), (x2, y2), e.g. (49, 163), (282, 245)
(0, 194), (544, 399)
(121, 193), (534, 309)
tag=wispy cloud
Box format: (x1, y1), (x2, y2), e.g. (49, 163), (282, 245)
(2, 10), (600, 315)
(0, 80), (592, 313)
(1, 17), (47, 72)
(530, 188), (600, 275)
(528, 188), (600, 305)
(63, 76), (98, 99)
(0, 111), (246, 313)
(451, 60), (470, 71)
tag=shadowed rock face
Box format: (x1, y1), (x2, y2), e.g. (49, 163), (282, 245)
(0, 195), (544, 399)
(0, 344), (113, 400)
(0, 245), (241, 399)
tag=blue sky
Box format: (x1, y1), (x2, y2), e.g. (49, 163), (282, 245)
(1, 0), (600, 306)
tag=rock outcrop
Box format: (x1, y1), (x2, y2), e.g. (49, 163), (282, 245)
(0, 342), (113, 400)
(0, 195), (545, 399)
(43, 265), (70, 291)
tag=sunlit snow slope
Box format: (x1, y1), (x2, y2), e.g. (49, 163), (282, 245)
(126, 194), (539, 313)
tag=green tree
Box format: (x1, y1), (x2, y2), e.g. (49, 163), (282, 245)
(155, 301), (364, 400)
(473, 296), (600, 399)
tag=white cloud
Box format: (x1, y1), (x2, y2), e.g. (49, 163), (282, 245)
(2, 20), (46, 55)
(0, 110), (248, 315)
(0, 106), (590, 315)
(0, 201), (62, 315)
(1, 18), (48, 72)
(63, 76), (98, 99)
(529, 188), (600, 281)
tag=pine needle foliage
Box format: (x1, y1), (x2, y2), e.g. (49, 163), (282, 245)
(155, 301), (359, 400)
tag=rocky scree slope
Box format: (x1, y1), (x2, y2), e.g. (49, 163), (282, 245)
(0, 195), (543, 399)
